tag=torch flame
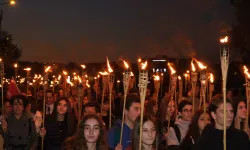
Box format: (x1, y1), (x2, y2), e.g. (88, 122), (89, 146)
(191, 60), (196, 72)
(77, 76), (82, 83)
(58, 75), (61, 80)
(130, 72), (134, 77)
(184, 74), (188, 77)
(86, 82), (90, 88)
(141, 61), (147, 70)
(210, 73), (214, 83)
(167, 63), (176, 74)
(178, 76), (181, 80)
(123, 60), (129, 69)
(24, 68), (31, 71)
(243, 66), (250, 78)
(194, 59), (207, 70)
(107, 58), (113, 73)
(66, 78), (73, 86)
(153, 75), (160, 81)
(220, 36), (228, 43)
(81, 64), (86, 69)
(99, 71), (109, 75)
(138, 58), (141, 63)
(45, 66), (51, 73)
(63, 71), (68, 75)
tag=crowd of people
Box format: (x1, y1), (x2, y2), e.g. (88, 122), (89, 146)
(0, 83), (249, 150)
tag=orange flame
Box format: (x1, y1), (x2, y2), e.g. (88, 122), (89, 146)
(167, 63), (176, 74)
(123, 60), (129, 69)
(107, 58), (113, 73)
(141, 61), (147, 70)
(243, 66), (250, 78)
(153, 75), (160, 81)
(99, 71), (109, 75)
(191, 60), (196, 72)
(178, 76), (181, 80)
(210, 73), (214, 83)
(24, 67), (31, 71)
(194, 59), (207, 69)
(138, 58), (141, 63)
(220, 36), (228, 43)
(184, 73), (188, 77)
(86, 82), (90, 88)
(45, 66), (51, 73)
(130, 72), (134, 77)
(58, 75), (61, 80)
(81, 64), (86, 69)
(77, 76), (82, 83)
(66, 78), (73, 86)
(63, 71), (68, 75)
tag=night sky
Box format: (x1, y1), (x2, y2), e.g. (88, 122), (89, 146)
(3, 0), (235, 64)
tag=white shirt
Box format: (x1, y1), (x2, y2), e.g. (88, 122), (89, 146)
(46, 104), (54, 114)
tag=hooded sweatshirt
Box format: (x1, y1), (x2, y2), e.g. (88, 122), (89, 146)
(167, 118), (191, 146)
(107, 120), (132, 150)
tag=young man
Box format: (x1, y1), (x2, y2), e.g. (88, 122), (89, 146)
(167, 100), (193, 147)
(45, 90), (55, 115)
(107, 94), (141, 150)
(193, 98), (249, 150)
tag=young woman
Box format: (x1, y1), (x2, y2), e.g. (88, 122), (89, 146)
(44, 97), (77, 150)
(233, 100), (249, 130)
(116, 114), (158, 150)
(180, 110), (211, 150)
(64, 114), (108, 150)
(0, 94), (37, 150)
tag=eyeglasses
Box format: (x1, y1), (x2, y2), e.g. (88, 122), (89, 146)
(182, 109), (192, 113)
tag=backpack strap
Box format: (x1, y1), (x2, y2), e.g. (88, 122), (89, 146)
(172, 124), (181, 143)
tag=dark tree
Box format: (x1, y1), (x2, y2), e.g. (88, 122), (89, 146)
(0, 30), (22, 64)
(231, 0), (250, 63)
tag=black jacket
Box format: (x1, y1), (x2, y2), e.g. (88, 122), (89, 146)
(193, 124), (249, 150)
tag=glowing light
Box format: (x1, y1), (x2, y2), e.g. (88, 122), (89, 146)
(141, 61), (147, 70)
(123, 60), (129, 69)
(210, 73), (214, 83)
(81, 65), (86, 69)
(24, 68), (31, 71)
(220, 36), (228, 43)
(45, 66), (51, 73)
(130, 72), (134, 77)
(153, 75), (160, 81)
(63, 71), (68, 75)
(14, 63), (18, 68)
(191, 60), (196, 72)
(178, 76), (181, 80)
(107, 57), (113, 73)
(243, 66), (250, 78)
(167, 63), (176, 74)
(193, 58), (207, 70)
(99, 71), (109, 75)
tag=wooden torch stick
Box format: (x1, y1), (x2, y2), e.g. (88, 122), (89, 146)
(120, 61), (130, 144)
(42, 66), (51, 150)
(138, 61), (148, 150)
(108, 74), (114, 129)
(220, 36), (229, 150)
(0, 59), (4, 113)
(243, 66), (250, 130)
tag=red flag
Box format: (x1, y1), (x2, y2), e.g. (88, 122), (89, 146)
(6, 79), (20, 99)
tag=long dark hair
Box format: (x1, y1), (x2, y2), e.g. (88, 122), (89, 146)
(72, 114), (107, 150)
(184, 109), (212, 143)
(131, 114), (158, 150)
(49, 97), (75, 135)
(233, 100), (247, 130)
